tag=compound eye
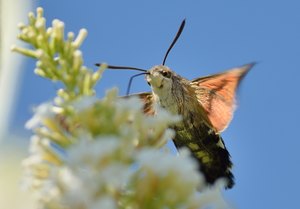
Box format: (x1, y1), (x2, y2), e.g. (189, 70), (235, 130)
(161, 70), (171, 78)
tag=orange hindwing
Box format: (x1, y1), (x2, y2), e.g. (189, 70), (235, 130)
(191, 63), (254, 132)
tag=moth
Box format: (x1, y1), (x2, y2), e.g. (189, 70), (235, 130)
(96, 20), (254, 189)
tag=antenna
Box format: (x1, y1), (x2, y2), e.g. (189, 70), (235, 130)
(95, 63), (149, 95)
(95, 63), (147, 72)
(162, 19), (186, 65)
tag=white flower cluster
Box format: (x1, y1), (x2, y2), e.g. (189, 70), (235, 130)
(22, 90), (229, 209)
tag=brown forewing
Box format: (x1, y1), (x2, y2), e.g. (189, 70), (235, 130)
(124, 92), (155, 115)
(191, 63), (254, 132)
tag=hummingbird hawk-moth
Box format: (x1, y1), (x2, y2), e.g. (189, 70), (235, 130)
(96, 20), (254, 189)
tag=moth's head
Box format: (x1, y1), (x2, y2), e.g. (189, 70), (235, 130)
(146, 65), (173, 90)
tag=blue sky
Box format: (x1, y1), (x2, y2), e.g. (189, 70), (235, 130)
(11, 1), (300, 208)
